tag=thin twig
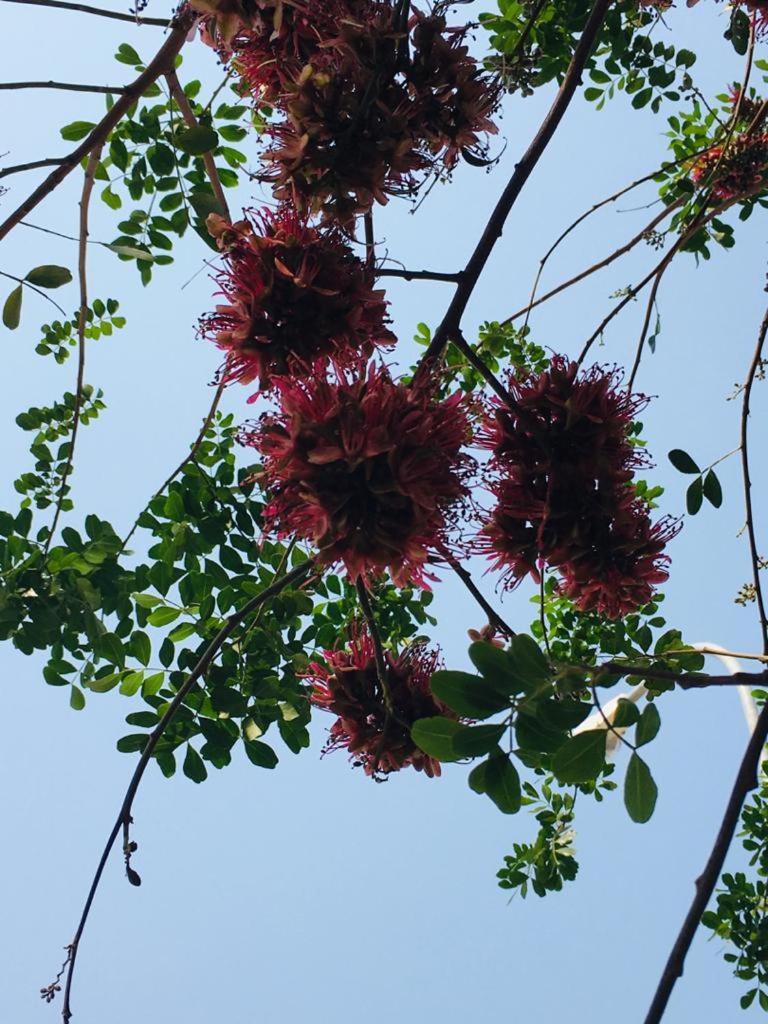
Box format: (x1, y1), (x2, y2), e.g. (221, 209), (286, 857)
(444, 551), (516, 638)
(56, 558), (315, 1024)
(504, 198), (681, 327)
(0, 269), (67, 316)
(626, 263), (666, 389)
(740, 306), (768, 656)
(0, 81), (128, 93)
(375, 267), (463, 283)
(44, 145), (101, 555)
(643, 701), (768, 1024)
(0, 0), (169, 24)
(356, 579), (394, 715)
(0, 157), (65, 179)
(416, 0), (613, 376)
(165, 69), (230, 221)
(120, 381), (227, 553)
(0, 12), (192, 242)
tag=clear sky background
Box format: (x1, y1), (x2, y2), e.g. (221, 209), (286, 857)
(2, 2), (767, 1022)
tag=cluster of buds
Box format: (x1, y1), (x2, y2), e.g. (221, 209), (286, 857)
(239, 365), (474, 586)
(308, 631), (454, 778)
(200, 207), (394, 389)
(477, 358), (679, 618)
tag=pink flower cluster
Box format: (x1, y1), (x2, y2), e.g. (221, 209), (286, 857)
(239, 365), (474, 587)
(477, 358), (680, 618)
(308, 631), (452, 778)
(200, 207), (394, 389)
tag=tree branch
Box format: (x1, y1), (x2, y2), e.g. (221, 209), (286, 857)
(416, 0), (613, 375)
(443, 551), (516, 638)
(55, 558), (315, 1024)
(0, 157), (65, 179)
(643, 701), (768, 1024)
(0, 81), (128, 93)
(740, 306), (768, 656)
(376, 267), (464, 283)
(165, 69), (230, 221)
(0, 0), (169, 24)
(0, 11), (192, 242)
(44, 145), (102, 556)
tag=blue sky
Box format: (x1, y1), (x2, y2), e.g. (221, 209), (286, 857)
(2, 2), (768, 1022)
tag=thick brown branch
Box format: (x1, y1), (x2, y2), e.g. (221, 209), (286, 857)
(417, 0), (613, 374)
(165, 69), (230, 221)
(0, 81), (128, 93)
(0, 13), (191, 241)
(58, 558), (315, 1024)
(0, 0), (169, 24)
(740, 306), (768, 656)
(643, 701), (768, 1024)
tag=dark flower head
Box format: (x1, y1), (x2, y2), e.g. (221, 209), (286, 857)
(308, 631), (453, 778)
(200, 207), (395, 389)
(557, 496), (681, 619)
(240, 365), (474, 586)
(691, 131), (768, 202)
(476, 358), (677, 617)
(260, 6), (500, 222)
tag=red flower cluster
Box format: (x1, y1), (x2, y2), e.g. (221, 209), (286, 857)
(691, 131), (768, 202)
(265, 9), (500, 221)
(199, 207), (394, 389)
(198, 1), (499, 222)
(308, 632), (453, 778)
(477, 358), (679, 618)
(240, 365), (473, 586)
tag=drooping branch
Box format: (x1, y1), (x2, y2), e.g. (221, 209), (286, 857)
(44, 145), (102, 556)
(0, 81), (128, 93)
(0, 0), (169, 24)
(416, 0), (613, 375)
(626, 262), (666, 390)
(739, 306), (768, 656)
(165, 69), (230, 222)
(643, 701), (768, 1024)
(56, 557), (316, 1024)
(0, 11), (192, 242)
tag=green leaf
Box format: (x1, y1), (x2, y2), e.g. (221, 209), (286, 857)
(115, 42), (142, 66)
(60, 120), (95, 141)
(515, 712), (567, 754)
(133, 593), (163, 609)
(25, 265), (72, 288)
(411, 717), (464, 762)
(244, 739), (279, 769)
(636, 703), (661, 747)
(70, 684), (86, 710)
(484, 755), (522, 814)
(117, 733), (149, 753)
(175, 126), (219, 155)
(509, 634), (550, 688)
(703, 470), (723, 508)
(668, 449), (700, 474)
(147, 606), (181, 627)
(430, 669), (510, 718)
(107, 244), (155, 262)
(88, 672), (122, 693)
(452, 722), (506, 757)
(624, 753), (658, 823)
(183, 745), (208, 783)
(612, 698), (640, 728)
(468, 642), (528, 696)
(551, 730), (606, 784)
(119, 671), (145, 697)
(2, 285), (22, 329)
(686, 476), (703, 515)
